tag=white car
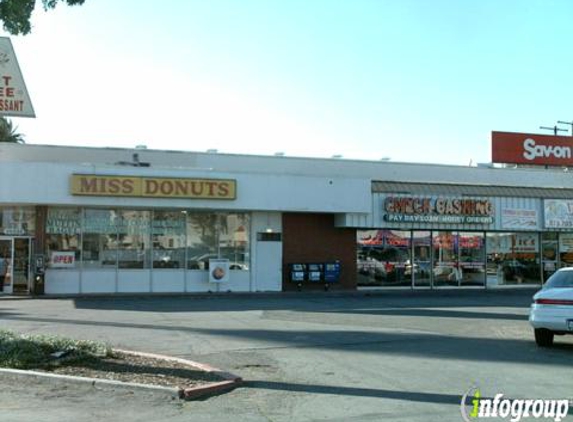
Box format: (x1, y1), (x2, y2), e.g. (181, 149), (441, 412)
(529, 267), (573, 347)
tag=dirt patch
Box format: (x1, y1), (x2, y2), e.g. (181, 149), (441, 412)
(39, 351), (223, 389)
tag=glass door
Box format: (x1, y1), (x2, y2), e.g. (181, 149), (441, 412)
(432, 231), (459, 287)
(13, 238), (31, 294)
(542, 233), (558, 283)
(413, 231), (432, 288)
(458, 232), (486, 287)
(0, 238), (13, 294)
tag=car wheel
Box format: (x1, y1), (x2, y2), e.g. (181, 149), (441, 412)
(534, 328), (554, 347)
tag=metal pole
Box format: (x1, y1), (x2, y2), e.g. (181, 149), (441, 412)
(540, 125), (567, 136)
(557, 120), (573, 137)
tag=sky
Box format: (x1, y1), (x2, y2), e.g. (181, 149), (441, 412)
(5, 0), (573, 165)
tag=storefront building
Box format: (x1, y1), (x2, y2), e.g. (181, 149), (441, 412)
(1, 135), (573, 295)
(349, 183), (573, 288)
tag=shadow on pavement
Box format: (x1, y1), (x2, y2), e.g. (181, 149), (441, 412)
(2, 315), (572, 366)
(243, 380), (573, 415)
(312, 307), (527, 321)
(244, 380), (461, 404)
(70, 289), (537, 314)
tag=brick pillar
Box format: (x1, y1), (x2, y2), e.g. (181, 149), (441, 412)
(282, 213), (356, 291)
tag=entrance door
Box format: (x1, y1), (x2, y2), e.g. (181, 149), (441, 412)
(432, 231), (459, 287)
(541, 233), (559, 283)
(13, 238), (31, 294)
(412, 231), (432, 288)
(0, 238), (13, 294)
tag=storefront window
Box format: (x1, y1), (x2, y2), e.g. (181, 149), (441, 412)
(219, 213), (250, 270)
(46, 208), (81, 269)
(187, 213), (217, 269)
(82, 209), (118, 269)
(486, 232), (540, 286)
(559, 233), (573, 267)
(542, 232), (558, 282)
(0, 207), (35, 236)
(412, 231), (431, 287)
(186, 213), (250, 270)
(432, 231), (458, 286)
(117, 210), (151, 269)
(458, 232), (485, 286)
(152, 211), (186, 269)
(357, 230), (412, 287)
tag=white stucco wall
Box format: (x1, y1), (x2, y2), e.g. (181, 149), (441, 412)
(0, 162), (370, 214)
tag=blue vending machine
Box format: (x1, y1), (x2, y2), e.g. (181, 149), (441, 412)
(324, 261), (341, 289)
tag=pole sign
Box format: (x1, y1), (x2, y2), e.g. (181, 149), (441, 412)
(492, 131), (573, 166)
(0, 37), (34, 118)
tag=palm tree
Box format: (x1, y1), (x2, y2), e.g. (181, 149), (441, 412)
(0, 117), (24, 143)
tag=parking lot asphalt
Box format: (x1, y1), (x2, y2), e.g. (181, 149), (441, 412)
(0, 289), (572, 422)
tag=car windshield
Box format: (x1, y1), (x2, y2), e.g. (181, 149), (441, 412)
(544, 271), (573, 288)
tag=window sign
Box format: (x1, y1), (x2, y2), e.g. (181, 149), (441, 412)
(559, 233), (573, 252)
(501, 208), (538, 230)
(487, 233), (538, 254)
(46, 208), (81, 235)
(0, 207), (35, 235)
(209, 259), (229, 283)
(50, 251), (76, 268)
(544, 200), (573, 229)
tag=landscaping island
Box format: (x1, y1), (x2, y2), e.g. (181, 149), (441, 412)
(0, 330), (240, 398)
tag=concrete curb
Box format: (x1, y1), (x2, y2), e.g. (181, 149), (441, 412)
(0, 349), (242, 401)
(0, 367), (181, 397)
(116, 349), (243, 400)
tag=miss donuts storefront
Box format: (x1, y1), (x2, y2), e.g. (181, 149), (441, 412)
(0, 143), (367, 296)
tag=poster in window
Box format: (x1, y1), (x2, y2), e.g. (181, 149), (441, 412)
(544, 200), (573, 228)
(209, 259), (229, 283)
(501, 208), (538, 230)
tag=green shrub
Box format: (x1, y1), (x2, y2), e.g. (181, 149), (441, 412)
(0, 330), (112, 369)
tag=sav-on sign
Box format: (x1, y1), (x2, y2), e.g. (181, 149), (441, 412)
(523, 138), (571, 160)
(492, 131), (573, 166)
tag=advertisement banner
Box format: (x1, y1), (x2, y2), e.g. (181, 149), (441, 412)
(208, 259), (229, 283)
(50, 251), (76, 269)
(501, 208), (538, 230)
(492, 131), (573, 166)
(544, 199), (573, 228)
